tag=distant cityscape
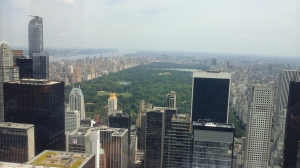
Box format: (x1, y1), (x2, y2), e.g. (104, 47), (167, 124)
(0, 14), (300, 168)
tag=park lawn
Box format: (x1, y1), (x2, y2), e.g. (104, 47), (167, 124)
(97, 91), (132, 97)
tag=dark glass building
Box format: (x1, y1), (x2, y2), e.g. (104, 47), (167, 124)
(145, 109), (165, 168)
(4, 79), (65, 155)
(32, 52), (49, 79)
(109, 113), (131, 145)
(16, 57), (33, 79)
(191, 71), (231, 123)
(164, 108), (177, 133)
(283, 81), (300, 168)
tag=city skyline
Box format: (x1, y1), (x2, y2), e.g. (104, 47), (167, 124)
(0, 0), (300, 57)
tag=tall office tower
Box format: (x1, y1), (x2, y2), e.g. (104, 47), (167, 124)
(212, 58), (217, 66)
(69, 86), (86, 120)
(0, 122), (35, 163)
(99, 127), (129, 168)
(166, 91), (176, 108)
(192, 121), (235, 168)
(270, 70), (300, 167)
(16, 57), (33, 79)
(32, 52), (49, 79)
(145, 108), (165, 168)
(244, 85), (274, 168)
(136, 100), (152, 150)
(163, 114), (192, 167)
(74, 66), (82, 83)
(4, 79), (65, 155)
(191, 71), (231, 123)
(0, 41), (19, 122)
(108, 92), (118, 116)
(283, 81), (300, 168)
(164, 108), (177, 131)
(28, 16), (43, 58)
(65, 110), (80, 132)
(109, 113), (131, 146)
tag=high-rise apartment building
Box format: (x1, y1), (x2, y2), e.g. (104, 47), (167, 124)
(192, 121), (235, 168)
(69, 86), (85, 120)
(163, 114), (192, 167)
(74, 66), (82, 83)
(16, 57), (33, 79)
(4, 79), (65, 155)
(108, 92), (118, 116)
(191, 71), (231, 123)
(28, 16), (43, 58)
(166, 91), (176, 108)
(145, 108), (165, 168)
(0, 41), (19, 122)
(283, 81), (300, 168)
(244, 85), (274, 168)
(65, 110), (81, 132)
(32, 52), (49, 79)
(0, 122), (35, 163)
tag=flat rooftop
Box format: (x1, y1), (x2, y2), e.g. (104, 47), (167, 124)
(152, 106), (165, 112)
(112, 128), (128, 136)
(193, 71), (231, 79)
(8, 79), (59, 85)
(27, 150), (94, 168)
(0, 122), (34, 130)
(110, 112), (130, 118)
(68, 127), (92, 136)
(0, 162), (46, 168)
(193, 121), (234, 128)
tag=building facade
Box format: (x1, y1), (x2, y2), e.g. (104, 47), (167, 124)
(108, 93), (118, 117)
(69, 86), (86, 120)
(109, 113), (131, 146)
(65, 110), (81, 133)
(163, 114), (192, 167)
(28, 16), (43, 58)
(244, 85), (274, 168)
(32, 52), (49, 79)
(0, 122), (35, 163)
(192, 122), (235, 168)
(283, 81), (300, 168)
(191, 71), (231, 123)
(0, 41), (19, 122)
(4, 79), (65, 155)
(16, 57), (33, 79)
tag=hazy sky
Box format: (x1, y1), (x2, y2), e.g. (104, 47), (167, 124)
(0, 0), (300, 57)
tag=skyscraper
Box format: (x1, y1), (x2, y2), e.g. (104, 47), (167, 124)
(0, 41), (19, 122)
(4, 79), (65, 155)
(145, 108), (165, 168)
(16, 57), (33, 79)
(244, 85), (274, 168)
(32, 52), (49, 79)
(109, 113), (131, 146)
(191, 71), (231, 123)
(283, 81), (300, 168)
(28, 16), (43, 58)
(69, 85), (85, 120)
(192, 121), (235, 168)
(108, 92), (118, 116)
(166, 91), (176, 108)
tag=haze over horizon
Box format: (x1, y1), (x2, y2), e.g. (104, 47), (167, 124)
(0, 0), (300, 57)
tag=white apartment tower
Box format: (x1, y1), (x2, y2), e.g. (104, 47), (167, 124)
(166, 91), (176, 108)
(69, 86), (85, 120)
(244, 85), (274, 168)
(65, 110), (81, 132)
(0, 41), (19, 122)
(108, 92), (118, 116)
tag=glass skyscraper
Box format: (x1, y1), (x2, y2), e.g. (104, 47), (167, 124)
(191, 71), (231, 123)
(4, 79), (65, 155)
(28, 16), (43, 58)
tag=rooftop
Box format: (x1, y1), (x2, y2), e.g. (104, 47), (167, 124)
(171, 114), (190, 122)
(193, 121), (235, 128)
(110, 112), (130, 118)
(112, 128), (128, 137)
(67, 127), (92, 136)
(8, 79), (60, 85)
(27, 150), (94, 168)
(193, 71), (231, 79)
(0, 162), (46, 168)
(0, 122), (34, 130)
(152, 106), (165, 112)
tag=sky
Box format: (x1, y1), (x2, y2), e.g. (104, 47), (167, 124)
(0, 0), (300, 57)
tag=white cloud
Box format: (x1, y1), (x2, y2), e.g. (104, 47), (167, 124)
(54, 0), (75, 4)
(57, 33), (67, 36)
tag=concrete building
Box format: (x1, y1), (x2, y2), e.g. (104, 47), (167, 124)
(191, 71), (231, 123)
(0, 41), (19, 122)
(65, 110), (80, 133)
(109, 113), (131, 147)
(69, 86), (85, 120)
(163, 114), (192, 167)
(26, 150), (95, 168)
(0, 122), (35, 163)
(192, 121), (235, 168)
(166, 91), (176, 108)
(4, 79), (65, 155)
(244, 85), (274, 168)
(28, 16), (43, 58)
